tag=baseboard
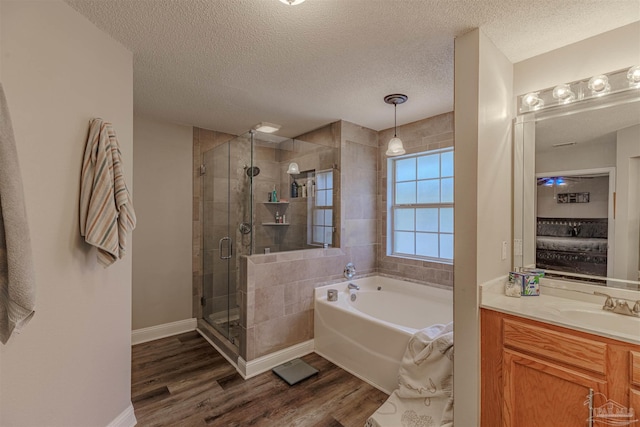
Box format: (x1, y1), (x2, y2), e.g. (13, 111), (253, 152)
(106, 403), (137, 427)
(237, 340), (315, 379)
(131, 318), (197, 345)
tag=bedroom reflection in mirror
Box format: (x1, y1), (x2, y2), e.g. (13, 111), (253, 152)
(535, 171), (611, 277)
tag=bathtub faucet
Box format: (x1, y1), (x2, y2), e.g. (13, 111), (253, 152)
(348, 283), (360, 291)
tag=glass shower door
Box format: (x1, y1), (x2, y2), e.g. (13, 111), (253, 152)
(202, 132), (252, 346)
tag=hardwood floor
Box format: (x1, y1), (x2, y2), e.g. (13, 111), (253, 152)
(131, 331), (388, 427)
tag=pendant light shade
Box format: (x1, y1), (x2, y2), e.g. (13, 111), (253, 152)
(286, 162), (300, 174)
(384, 94), (408, 157)
(386, 137), (405, 156)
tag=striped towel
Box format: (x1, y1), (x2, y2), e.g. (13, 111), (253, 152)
(80, 118), (136, 267)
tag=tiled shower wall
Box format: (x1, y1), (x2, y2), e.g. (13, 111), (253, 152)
(377, 112), (455, 287)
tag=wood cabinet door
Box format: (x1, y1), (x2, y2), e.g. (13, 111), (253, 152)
(503, 349), (607, 427)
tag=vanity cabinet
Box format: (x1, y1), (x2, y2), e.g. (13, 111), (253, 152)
(481, 308), (640, 427)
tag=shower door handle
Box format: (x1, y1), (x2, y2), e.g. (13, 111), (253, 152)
(219, 237), (232, 260)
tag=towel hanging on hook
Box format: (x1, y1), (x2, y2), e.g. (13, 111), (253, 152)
(79, 118), (136, 267)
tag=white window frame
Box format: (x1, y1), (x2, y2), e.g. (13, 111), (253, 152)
(308, 169), (333, 247)
(386, 147), (454, 263)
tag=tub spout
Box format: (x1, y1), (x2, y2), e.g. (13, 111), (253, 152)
(348, 283), (360, 291)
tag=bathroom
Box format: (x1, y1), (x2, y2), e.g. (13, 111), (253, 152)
(1, 1), (639, 427)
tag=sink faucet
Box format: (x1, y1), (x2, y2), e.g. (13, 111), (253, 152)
(594, 291), (640, 317)
(348, 283), (360, 291)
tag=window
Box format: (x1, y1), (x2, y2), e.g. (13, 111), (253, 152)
(387, 148), (453, 262)
(309, 169), (333, 246)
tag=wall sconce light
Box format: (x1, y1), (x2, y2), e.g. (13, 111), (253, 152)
(587, 75), (610, 95)
(384, 94), (408, 157)
(552, 84), (575, 103)
(286, 162), (300, 174)
(627, 65), (640, 87)
(253, 122), (281, 133)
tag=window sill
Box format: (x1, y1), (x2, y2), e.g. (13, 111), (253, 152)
(386, 253), (453, 266)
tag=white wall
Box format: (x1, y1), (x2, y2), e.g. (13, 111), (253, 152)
(537, 176), (609, 219)
(133, 116), (193, 330)
(453, 27), (514, 426)
(0, 2), (134, 426)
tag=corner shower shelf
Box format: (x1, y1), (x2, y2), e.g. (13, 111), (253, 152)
(263, 202), (289, 205)
(262, 222), (289, 226)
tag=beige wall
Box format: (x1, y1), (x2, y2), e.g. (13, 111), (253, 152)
(453, 28), (514, 426)
(377, 113), (454, 287)
(133, 116), (193, 330)
(0, 1), (134, 426)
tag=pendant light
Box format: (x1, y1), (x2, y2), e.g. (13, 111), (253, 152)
(384, 94), (408, 156)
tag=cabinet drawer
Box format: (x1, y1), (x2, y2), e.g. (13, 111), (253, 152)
(632, 351), (640, 388)
(503, 319), (607, 375)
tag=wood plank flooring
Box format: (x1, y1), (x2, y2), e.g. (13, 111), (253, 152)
(132, 331), (388, 427)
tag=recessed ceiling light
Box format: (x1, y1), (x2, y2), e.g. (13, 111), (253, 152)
(253, 122), (281, 133)
(279, 0), (306, 5)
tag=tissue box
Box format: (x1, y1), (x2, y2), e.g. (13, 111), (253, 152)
(521, 273), (541, 296)
(506, 271), (541, 297)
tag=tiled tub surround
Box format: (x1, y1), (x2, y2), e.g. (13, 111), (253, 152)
(239, 248), (351, 362)
(377, 112), (455, 287)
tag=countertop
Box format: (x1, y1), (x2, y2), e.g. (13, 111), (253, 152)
(480, 276), (640, 345)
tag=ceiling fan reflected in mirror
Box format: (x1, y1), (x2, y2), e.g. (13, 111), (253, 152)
(536, 175), (601, 187)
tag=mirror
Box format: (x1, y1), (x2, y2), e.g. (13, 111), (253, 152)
(514, 74), (640, 291)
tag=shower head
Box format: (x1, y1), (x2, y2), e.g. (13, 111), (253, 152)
(245, 166), (260, 177)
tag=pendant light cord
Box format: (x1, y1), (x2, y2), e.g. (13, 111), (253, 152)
(394, 103), (397, 137)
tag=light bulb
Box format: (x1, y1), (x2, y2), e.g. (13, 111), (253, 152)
(552, 84), (575, 103)
(627, 65), (640, 87)
(522, 92), (542, 109)
(588, 75), (610, 95)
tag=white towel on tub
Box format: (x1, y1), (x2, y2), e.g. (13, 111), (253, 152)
(80, 118), (136, 267)
(0, 83), (36, 344)
(366, 322), (454, 427)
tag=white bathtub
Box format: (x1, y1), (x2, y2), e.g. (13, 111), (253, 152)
(314, 276), (453, 394)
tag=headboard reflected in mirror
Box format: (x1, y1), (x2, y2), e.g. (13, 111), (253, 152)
(514, 66), (640, 291)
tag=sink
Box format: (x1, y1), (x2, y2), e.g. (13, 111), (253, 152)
(557, 308), (640, 338)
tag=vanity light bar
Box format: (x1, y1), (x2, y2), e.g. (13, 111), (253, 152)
(518, 65), (640, 113)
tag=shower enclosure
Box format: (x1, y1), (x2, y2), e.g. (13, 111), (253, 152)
(199, 129), (337, 352)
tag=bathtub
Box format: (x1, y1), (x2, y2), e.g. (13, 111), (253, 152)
(314, 276), (453, 394)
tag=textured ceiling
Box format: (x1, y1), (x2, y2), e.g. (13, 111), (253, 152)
(64, 0), (640, 137)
